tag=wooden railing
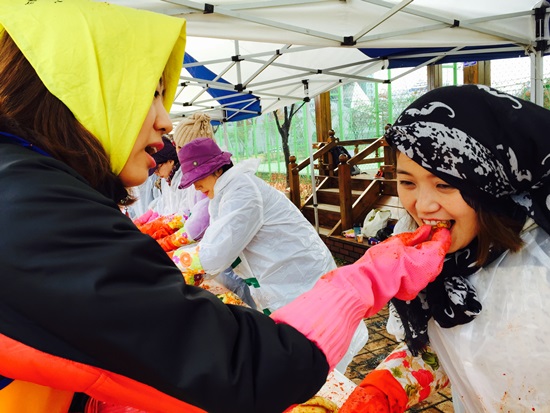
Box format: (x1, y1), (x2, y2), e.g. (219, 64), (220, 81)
(288, 129), (396, 213)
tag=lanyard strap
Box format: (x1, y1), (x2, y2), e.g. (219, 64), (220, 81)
(0, 131), (51, 157)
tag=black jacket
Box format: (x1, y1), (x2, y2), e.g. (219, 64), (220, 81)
(0, 131), (328, 412)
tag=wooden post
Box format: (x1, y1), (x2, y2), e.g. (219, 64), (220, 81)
(315, 92), (332, 144)
(427, 65), (443, 90)
(326, 130), (338, 176)
(338, 154), (353, 231)
(316, 141), (328, 177)
(288, 155), (301, 208)
(463, 61), (491, 86)
(382, 137), (396, 179)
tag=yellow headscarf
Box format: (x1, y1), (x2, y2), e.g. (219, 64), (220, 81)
(0, 0), (186, 175)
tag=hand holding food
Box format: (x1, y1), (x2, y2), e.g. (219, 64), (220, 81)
(284, 396), (339, 413)
(364, 224), (451, 301)
(271, 225), (450, 370)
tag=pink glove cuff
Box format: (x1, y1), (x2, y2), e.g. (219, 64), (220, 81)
(271, 278), (368, 370)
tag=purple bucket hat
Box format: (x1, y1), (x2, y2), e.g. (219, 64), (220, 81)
(178, 138), (232, 189)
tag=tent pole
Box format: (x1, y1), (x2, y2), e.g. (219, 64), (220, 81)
(529, 51), (544, 106)
(536, 50), (544, 107)
(307, 107), (319, 233)
(304, 81), (319, 233)
(532, 3), (548, 107)
(222, 121), (230, 151)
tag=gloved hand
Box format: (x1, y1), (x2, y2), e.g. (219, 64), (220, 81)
(353, 224), (451, 303)
(157, 226), (194, 252)
(136, 214), (183, 240)
(340, 342), (449, 412)
(271, 225), (450, 370)
(283, 395), (338, 413)
(133, 209), (158, 226)
(339, 370), (407, 413)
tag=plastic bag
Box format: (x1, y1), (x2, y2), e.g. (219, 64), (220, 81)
(335, 321), (369, 374)
(361, 208), (391, 238)
(215, 267), (258, 309)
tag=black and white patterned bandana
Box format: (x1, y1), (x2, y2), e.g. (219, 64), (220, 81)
(390, 238), (502, 354)
(386, 85), (550, 353)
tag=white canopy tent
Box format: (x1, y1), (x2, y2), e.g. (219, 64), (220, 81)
(108, 0), (550, 121)
(175, 39), (387, 122)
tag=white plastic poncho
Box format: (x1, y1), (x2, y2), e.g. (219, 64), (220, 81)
(198, 158), (336, 312)
(147, 169), (210, 240)
(148, 169), (186, 217)
(128, 175), (161, 219)
(197, 158), (369, 372)
(389, 219), (550, 411)
(427, 225), (550, 412)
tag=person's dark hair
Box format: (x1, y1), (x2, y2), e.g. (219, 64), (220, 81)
(461, 194), (525, 266)
(0, 31), (133, 205)
(220, 162), (233, 174)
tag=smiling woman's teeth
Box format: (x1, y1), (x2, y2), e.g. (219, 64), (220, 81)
(424, 220), (451, 229)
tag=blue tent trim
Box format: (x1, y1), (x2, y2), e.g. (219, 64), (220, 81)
(183, 53), (262, 123)
(360, 44), (532, 69)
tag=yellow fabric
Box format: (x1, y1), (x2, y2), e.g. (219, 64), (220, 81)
(0, 0), (186, 174)
(0, 380), (73, 413)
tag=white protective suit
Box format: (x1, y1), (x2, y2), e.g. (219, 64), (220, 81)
(147, 169), (186, 217)
(198, 158), (336, 312)
(196, 158), (369, 372)
(169, 158), (368, 372)
(389, 221), (550, 412)
(127, 174), (160, 219)
(134, 169), (210, 240)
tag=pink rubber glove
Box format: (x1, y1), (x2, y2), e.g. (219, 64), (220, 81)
(271, 225), (450, 370)
(133, 209), (154, 226)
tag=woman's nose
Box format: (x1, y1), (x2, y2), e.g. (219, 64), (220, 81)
(155, 105), (173, 133)
(415, 190), (440, 214)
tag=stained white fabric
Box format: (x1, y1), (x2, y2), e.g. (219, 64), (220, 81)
(428, 226), (550, 412)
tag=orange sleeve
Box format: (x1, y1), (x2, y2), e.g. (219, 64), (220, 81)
(0, 334), (205, 413)
(0, 379), (73, 413)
